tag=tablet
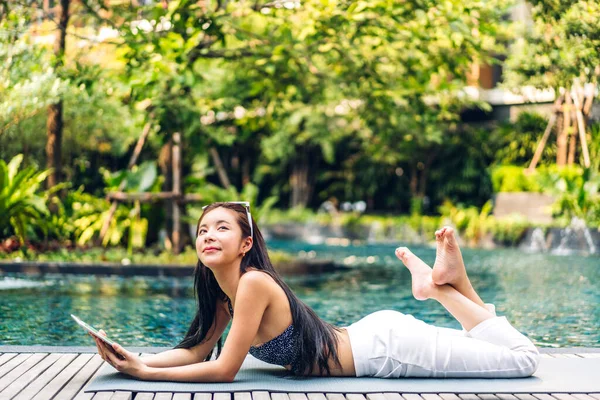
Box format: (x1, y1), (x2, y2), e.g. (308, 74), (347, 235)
(71, 314), (117, 347)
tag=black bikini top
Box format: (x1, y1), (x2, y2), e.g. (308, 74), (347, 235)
(226, 297), (301, 373)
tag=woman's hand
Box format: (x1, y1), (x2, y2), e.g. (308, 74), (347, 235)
(91, 330), (148, 379)
(104, 342), (148, 379)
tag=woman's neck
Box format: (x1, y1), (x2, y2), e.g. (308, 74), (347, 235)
(210, 261), (243, 303)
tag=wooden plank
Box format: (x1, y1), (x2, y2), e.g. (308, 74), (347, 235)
(0, 353), (47, 392)
(551, 395), (579, 400)
(111, 391), (134, 400)
(91, 393), (116, 400)
(289, 394), (309, 400)
(383, 395), (402, 400)
(438, 395), (461, 400)
(586, 395), (600, 400)
(477, 396), (500, 400)
(154, 394), (174, 400)
(135, 393), (156, 400)
(273, 394), (291, 400)
(74, 393), (94, 400)
(57, 354), (105, 399)
(0, 353), (18, 368)
(422, 395), (443, 400)
(495, 395), (519, 400)
(14, 353), (79, 400)
(173, 394), (192, 400)
(1, 353), (62, 399)
(402, 395), (424, 400)
(530, 395), (555, 400)
(326, 394), (345, 400)
(347, 395), (367, 400)
(457, 395), (480, 400)
(307, 395), (327, 400)
(214, 394), (231, 400)
(570, 395), (598, 400)
(0, 354), (33, 379)
(235, 394), (252, 400)
(194, 394), (212, 400)
(30, 354), (94, 400)
(514, 395), (538, 400)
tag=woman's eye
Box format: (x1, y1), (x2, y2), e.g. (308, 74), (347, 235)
(198, 229), (207, 235)
(218, 226), (228, 231)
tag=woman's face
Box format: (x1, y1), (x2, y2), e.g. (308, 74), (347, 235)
(195, 207), (250, 268)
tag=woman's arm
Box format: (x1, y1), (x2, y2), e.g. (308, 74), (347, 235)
(141, 301), (231, 368)
(131, 271), (271, 382)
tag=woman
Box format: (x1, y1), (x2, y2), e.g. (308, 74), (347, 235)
(93, 202), (540, 381)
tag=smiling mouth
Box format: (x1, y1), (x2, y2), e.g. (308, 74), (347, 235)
(203, 247), (220, 253)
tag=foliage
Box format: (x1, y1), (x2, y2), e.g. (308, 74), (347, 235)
(0, 154), (54, 244)
(439, 200), (493, 245)
(185, 182), (278, 226)
(491, 164), (586, 193)
(491, 112), (553, 166)
(0, 6), (68, 134)
(491, 166), (539, 192)
(0, 245), (294, 266)
(503, 1), (600, 90)
(111, 0), (513, 209)
(488, 216), (531, 246)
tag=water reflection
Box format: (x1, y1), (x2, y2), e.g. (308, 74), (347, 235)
(1, 242), (598, 348)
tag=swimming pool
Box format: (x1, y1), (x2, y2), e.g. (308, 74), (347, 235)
(1, 240), (598, 348)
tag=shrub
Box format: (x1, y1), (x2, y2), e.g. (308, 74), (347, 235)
(0, 154), (53, 244)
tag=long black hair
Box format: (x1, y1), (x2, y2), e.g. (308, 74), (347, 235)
(174, 202), (344, 376)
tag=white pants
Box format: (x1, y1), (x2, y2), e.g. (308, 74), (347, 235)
(345, 304), (540, 378)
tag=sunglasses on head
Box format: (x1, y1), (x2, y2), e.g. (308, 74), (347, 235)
(202, 201), (253, 238)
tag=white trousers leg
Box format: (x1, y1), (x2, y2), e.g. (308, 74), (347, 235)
(346, 304), (540, 379)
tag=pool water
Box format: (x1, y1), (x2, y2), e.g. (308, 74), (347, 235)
(0, 240), (598, 348)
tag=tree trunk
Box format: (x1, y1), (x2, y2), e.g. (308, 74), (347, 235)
(159, 140), (173, 249)
(418, 151), (437, 198)
(46, 102), (63, 189)
(409, 164), (418, 197)
(556, 91), (569, 166)
(289, 146), (314, 208)
(241, 156), (250, 186)
(567, 129), (577, 165)
(209, 146), (231, 188)
(46, 0), (70, 191)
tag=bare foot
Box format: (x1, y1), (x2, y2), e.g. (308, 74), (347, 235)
(432, 227), (467, 286)
(395, 247), (438, 301)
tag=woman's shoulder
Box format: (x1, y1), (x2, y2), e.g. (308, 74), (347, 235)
(241, 267), (276, 286)
(238, 268), (281, 300)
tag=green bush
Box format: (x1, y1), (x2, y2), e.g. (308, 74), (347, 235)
(439, 200), (494, 245)
(0, 154), (54, 244)
(491, 164), (585, 194)
(489, 217), (532, 246)
(491, 166), (539, 192)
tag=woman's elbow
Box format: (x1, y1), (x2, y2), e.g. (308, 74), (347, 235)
(219, 370), (236, 383)
(215, 362), (238, 383)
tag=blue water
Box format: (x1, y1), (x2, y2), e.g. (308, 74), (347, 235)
(0, 240), (598, 348)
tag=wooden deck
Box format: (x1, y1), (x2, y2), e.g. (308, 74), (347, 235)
(0, 347), (599, 400)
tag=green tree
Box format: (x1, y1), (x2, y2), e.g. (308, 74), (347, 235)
(503, 1), (600, 167)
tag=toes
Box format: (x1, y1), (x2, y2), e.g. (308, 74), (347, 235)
(395, 246), (411, 262)
(443, 227), (457, 245)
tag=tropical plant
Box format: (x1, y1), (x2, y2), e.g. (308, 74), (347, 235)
(439, 200), (494, 245)
(0, 154), (55, 244)
(185, 182), (278, 227)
